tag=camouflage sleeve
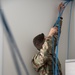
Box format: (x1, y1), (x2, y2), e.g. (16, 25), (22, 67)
(31, 52), (46, 72)
(31, 40), (53, 72)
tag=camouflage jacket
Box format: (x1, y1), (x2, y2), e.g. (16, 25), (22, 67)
(32, 19), (62, 75)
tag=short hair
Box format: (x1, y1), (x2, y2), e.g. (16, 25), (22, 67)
(33, 33), (45, 50)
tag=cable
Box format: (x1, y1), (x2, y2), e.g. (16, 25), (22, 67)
(52, 1), (72, 75)
(0, 9), (30, 75)
(67, 1), (73, 59)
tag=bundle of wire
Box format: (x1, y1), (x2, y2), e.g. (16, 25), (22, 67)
(52, 0), (73, 75)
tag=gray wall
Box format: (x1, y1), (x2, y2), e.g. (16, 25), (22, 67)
(0, 13), (3, 75)
(1, 0), (75, 75)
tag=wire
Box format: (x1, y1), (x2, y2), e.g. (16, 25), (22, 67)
(0, 9), (30, 75)
(67, 1), (73, 59)
(52, 1), (73, 75)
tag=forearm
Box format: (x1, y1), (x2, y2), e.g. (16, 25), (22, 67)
(53, 17), (63, 29)
(52, 17), (63, 48)
(48, 17), (63, 38)
(53, 17), (63, 37)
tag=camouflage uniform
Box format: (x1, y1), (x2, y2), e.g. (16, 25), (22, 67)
(32, 19), (62, 75)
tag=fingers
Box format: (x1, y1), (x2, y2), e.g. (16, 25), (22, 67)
(58, 2), (65, 12)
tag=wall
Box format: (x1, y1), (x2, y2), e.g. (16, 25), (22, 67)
(69, 0), (75, 59)
(1, 0), (75, 75)
(0, 13), (3, 75)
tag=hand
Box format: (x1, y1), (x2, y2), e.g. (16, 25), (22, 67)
(58, 2), (65, 12)
(49, 27), (58, 37)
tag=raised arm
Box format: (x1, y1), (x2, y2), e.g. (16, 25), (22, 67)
(47, 3), (64, 51)
(48, 2), (64, 38)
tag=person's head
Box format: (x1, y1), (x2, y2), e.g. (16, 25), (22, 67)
(33, 33), (45, 51)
